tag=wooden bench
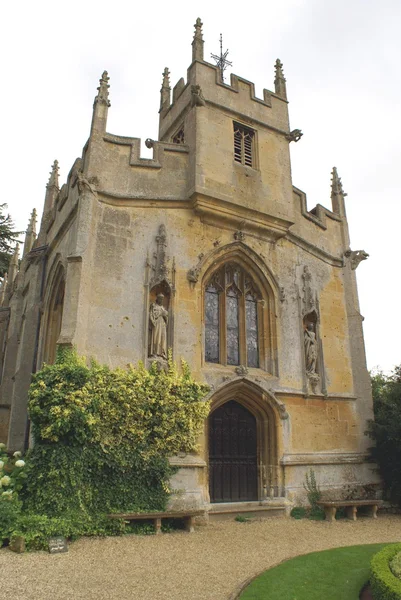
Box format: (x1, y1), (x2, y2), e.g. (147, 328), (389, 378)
(316, 500), (383, 522)
(108, 510), (205, 534)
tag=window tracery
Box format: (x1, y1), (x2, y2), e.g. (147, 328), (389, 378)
(205, 262), (262, 368)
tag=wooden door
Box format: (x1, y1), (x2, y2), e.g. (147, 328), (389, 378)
(209, 400), (258, 503)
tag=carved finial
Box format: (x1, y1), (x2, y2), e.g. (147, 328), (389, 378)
(23, 209), (37, 258)
(192, 17), (204, 61)
(274, 59), (287, 100)
(331, 167), (347, 198)
(162, 68), (170, 89)
(94, 70), (110, 107)
(6, 244), (20, 295)
(331, 167), (347, 216)
(0, 273), (7, 305)
(47, 160), (59, 190)
(159, 68), (171, 114)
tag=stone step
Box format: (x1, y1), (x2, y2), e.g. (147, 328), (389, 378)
(208, 499), (289, 521)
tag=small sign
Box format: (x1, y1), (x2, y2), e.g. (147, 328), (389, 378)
(48, 536), (68, 554)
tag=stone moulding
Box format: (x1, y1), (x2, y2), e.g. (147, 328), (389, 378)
(169, 455), (207, 468)
(280, 452), (370, 466)
(204, 377), (289, 421)
(186, 240), (281, 299)
(191, 193), (293, 242)
(287, 232), (344, 267)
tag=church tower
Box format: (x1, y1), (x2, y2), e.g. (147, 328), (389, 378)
(0, 19), (378, 512)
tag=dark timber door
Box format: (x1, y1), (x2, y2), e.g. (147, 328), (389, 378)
(209, 400), (258, 502)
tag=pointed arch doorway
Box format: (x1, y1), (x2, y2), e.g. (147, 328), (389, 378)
(209, 400), (258, 503)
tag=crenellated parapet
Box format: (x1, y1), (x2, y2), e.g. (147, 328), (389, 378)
(159, 60), (291, 143)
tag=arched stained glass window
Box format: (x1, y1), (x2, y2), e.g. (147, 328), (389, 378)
(204, 262), (261, 368)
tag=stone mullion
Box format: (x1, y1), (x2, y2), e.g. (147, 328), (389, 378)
(238, 289), (247, 367)
(219, 291), (227, 365)
(257, 300), (266, 371)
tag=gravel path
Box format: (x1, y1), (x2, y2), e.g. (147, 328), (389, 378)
(1, 515), (400, 600)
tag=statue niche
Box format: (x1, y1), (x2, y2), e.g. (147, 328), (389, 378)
(144, 224), (175, 367)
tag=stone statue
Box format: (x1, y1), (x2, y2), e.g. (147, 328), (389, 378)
(149, 294), (168, 359)
(75, 171), (98, 196)
(304, 323), (317, 374)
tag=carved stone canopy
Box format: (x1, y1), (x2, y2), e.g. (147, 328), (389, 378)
(301, 266), (317, 317)
(149, 224), (172, 288)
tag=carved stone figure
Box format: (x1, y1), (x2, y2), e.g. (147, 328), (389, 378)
(149, 294), (168, 359)
(191, 85), (206, 107)
(304, 323), (317, 374)
(344, 249), (369, 270)
(73, 169), (98, 196)
(285, 129), (303, 143)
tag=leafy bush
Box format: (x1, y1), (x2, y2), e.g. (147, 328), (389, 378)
(4, 348), (210, 548)
(0, 499), (22, 546)
(0, 443), (28, 501)
(235, 514), (253, 523)
(290, 506), (307, 519)
(303, 468), (321, 511)
(309, 506), (326, 520)
(0, 443), (28, 546)
(370, 544), (401, 600)
(367, 367), (401, 506)
(9, 511), (125, 551)
(390, 552), (401, 580)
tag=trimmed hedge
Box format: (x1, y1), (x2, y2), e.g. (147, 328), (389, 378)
(370, 544), (401, 600)
(390, 552), (401, 580)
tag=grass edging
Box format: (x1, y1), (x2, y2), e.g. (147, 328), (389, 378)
(237, 544), (387, 600)
(370, 544), (401, 600)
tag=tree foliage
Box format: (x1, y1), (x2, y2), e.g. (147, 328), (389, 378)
(0, 203), (22, 277)
(366, 366), (401, 505)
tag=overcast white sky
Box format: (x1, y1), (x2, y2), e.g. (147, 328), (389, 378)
(1, 0), (400, 372)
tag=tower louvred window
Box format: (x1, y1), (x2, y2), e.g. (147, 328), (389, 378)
(233, 123), (255, 167)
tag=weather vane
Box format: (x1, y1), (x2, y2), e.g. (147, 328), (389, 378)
(211, 34), (232, 83)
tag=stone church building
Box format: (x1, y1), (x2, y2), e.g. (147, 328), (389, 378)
(0, 20), (378, 513)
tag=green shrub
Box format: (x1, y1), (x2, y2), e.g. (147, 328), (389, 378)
(0, 443), (28, 501)
(303, 468), (321, 512)
(290, 506), (307, 519)
(370, 544), (401, 600)
(235, 514), (253, 523)
(5, 348), (210, 548)
(0, 499), (22, 546)
(10, 511), (125, 551)
(390, 552), (401, 580)
(309, 506), (326, 520)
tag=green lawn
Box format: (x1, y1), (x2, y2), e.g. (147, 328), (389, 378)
(240, 543), (387, 600)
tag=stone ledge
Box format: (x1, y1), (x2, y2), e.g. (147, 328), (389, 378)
(169, 454), (207, 468)
(281, 452), (370, 466)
